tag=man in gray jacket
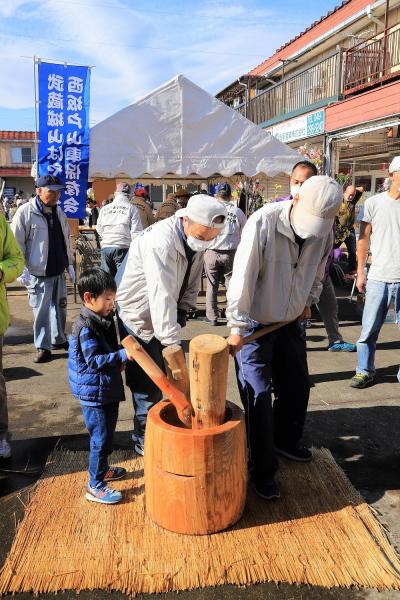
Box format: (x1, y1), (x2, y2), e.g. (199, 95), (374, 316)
(96, 182), (142, 277)
(227, 176), (342, 500)
(12, 175), (74, 363)
(116, 194), (227, 456)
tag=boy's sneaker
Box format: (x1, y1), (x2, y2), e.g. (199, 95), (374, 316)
(350, 373), (374, 389)
(103, 466), (126, 482)
(275, 445), (312, 462)
(0, 439), (11, 459)
(85, 484), (122, 504)
(134, 441), (144, 456)
(251, 476), (280, 500)
(328, 340), (356, 352)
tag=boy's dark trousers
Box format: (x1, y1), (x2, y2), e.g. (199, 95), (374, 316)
(234, 321), (311, 480)
(82, 403), (119, 488)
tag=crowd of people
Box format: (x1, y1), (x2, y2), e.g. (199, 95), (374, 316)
(1, 157), (399, 504)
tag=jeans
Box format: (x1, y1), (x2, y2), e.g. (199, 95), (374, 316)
(81, 403), (119, 489)
(356, 279), (400, 378)
(344, 228), (357, 272)
(27, 273), (67, 351)
(124, 335), (165, 446)
(317, 275), (342, 345)
(0, 335), (8, 441)
(204, 249), (235, 321)
(100, 247), (129, 278)
(235, 321), (311, 479)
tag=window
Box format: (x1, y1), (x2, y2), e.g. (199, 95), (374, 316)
(11, 147), (32, 164)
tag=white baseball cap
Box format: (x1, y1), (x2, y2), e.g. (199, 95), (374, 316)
(389, 156), (400, 173)
(295, 175), (342, 238)
(176, 194), (227, 229)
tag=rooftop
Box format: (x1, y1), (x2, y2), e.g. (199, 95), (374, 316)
(0, 131), (36, 141)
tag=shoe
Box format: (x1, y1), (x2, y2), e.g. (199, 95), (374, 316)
(34, 349), (52, 363)
(199, 316), (218, 326)
(103, 466), (126, 482)
(0, 439), (11, 459)
(85, 484), (122, 504)
(134, 442), (144, 456)
(275, 445), (312, 462)
(251, 476), (280, 500)
(328, 341), (356, 352)
(51, 341), (69, 351)
(350, 373), (374, 389)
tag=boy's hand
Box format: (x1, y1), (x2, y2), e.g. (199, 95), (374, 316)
(297, 306), (311, 321)
(227, 335), (244, 356)
(125, 351), (136, 362)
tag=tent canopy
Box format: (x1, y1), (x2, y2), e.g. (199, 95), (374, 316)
(89, 74), (300, 180)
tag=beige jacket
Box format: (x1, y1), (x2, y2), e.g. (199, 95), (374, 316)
(227, 201), (332, 334)
(132, 197), (155, 229)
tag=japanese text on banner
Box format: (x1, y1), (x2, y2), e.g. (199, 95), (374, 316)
(38, 62), (90, 219)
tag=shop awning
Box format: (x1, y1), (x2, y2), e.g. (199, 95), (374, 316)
(89, 74), (300, 180)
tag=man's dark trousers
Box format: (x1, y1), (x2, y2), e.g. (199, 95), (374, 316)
(234, 321), (311, 479)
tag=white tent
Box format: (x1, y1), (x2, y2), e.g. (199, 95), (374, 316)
(89, 75), (300, 181)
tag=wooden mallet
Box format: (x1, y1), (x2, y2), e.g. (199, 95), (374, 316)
(121, 336), (193, 427)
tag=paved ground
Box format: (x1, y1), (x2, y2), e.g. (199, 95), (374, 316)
(1, 279), (400, 600)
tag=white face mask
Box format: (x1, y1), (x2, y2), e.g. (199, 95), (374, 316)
(291, 210), (315, 239)
(186, 235), (213, 252)
(290, 184), (301, 198)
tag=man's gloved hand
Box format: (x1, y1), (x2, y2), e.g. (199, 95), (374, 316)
(17, 266), (31, 287)
(67, 265), (76, 284)
(177, 309), (187, 328)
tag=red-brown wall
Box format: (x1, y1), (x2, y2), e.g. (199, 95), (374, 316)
(325, 81), (400, 132)
(92, 179), (116, 206)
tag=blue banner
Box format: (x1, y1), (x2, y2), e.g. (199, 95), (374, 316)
(38, 61), (90, 219)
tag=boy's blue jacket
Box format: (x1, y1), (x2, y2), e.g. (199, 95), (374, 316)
(68, 306), (127, 406)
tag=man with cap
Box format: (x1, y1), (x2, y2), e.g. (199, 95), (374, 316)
(227, 175), (342, 500)
(132, 187), (156, 229)
(116, 194), (227, 456)
(350, 156), (400, 389)
(174, 187), (191, 208)
(155, 192), (180, 221)
(96, 182), (142, 277)
(12, 175), (75, 363)
(203, 182), (246, 325)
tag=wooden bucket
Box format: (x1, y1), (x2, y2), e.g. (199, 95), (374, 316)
(144, 400), (247, 535)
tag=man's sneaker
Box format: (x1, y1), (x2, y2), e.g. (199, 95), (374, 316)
(0, 439), (11, 459)
(85, 484), (122, 504)
(275, 445), (312, 462)
(328, 340), (356, 352)
(350, 373), (374, 389)
(103, 466), (126, 482)
(199, 316), (218, 326)
(34, 348), (52, 363)
(134, 441), (144, 456)
(251, 476), (280, 500)
(51, 341), (69, 351)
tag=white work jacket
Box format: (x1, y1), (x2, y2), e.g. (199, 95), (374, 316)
(116, 215), (204, 346)
(96, 194), (142, 249)
(227, 201), (332, 334)
(208, 201), (246, 251)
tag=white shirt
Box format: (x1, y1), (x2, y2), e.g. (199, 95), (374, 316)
(208, 201), (246, 251)
(362, 191), (400, 282)
(96, 193), (142, 248)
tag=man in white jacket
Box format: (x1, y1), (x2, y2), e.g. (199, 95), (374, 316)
(96, 182), (142, 277)
(116, 194), (227, 455)
(203, 182), (246, 325)
(227, 176), (342, 500)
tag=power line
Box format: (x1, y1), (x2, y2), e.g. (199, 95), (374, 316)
(42, 0), (310, 27)
(0, 31), (269, 57)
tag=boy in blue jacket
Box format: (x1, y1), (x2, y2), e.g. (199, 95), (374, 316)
(69, 267), (133, 504)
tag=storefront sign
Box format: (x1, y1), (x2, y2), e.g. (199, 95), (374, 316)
(267, 109), (325, 143)
(38, 61), (90, 219)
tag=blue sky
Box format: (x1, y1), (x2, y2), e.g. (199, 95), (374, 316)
(0, 0), (338, 131)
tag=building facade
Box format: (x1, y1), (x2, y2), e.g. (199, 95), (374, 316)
(217, 0), (400, 200)
(0, 131), (36, 200)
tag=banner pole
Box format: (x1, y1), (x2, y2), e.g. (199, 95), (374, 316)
(33, 56), (39, 177)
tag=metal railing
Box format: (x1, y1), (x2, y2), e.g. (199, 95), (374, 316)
(344, 26), (400, 94)
(241, 53), (340, 125)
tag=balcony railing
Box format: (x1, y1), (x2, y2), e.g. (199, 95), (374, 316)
(344, 25), (400, 95)
(240, 53), (340, 126)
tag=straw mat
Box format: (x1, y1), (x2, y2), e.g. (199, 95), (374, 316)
(1, 447), (400, 595)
